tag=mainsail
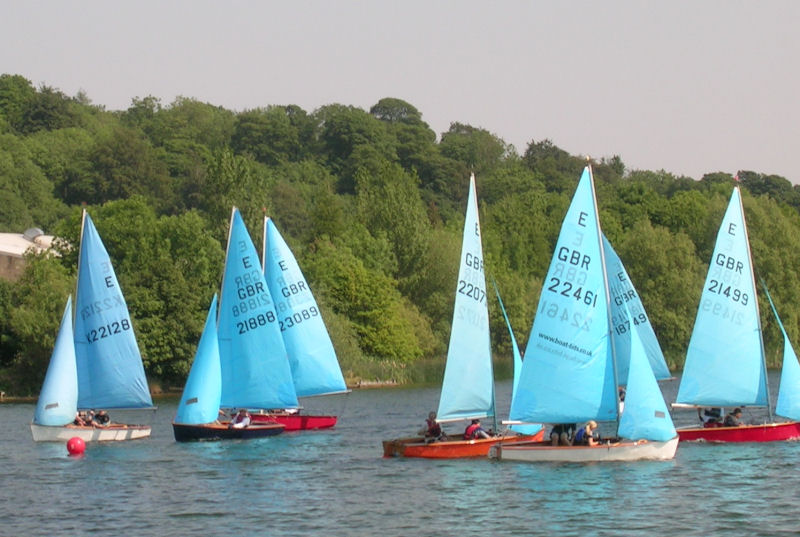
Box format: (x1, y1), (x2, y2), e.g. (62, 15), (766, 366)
(74, 211), (152, 410)
(437, 173), (495, 423)
(676, 187), (768, 407)
(262, 217), (347, 398)
(217, 208), (298, 410)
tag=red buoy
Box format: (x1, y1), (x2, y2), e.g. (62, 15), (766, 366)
(67, 436), (86, 456)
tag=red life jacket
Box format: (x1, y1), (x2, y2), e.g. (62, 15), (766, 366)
(464, 423), (481, 439)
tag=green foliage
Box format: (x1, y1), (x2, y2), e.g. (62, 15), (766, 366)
(6, 74), (800, 393)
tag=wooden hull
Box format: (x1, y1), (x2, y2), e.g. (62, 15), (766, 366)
(677, 421), (800, 443)
(172, 422), (286, 442)
(489, 436), (679, 462)
(382, 429), (545, 459)
(30, 423), (151, 443)
(250, 412), (337, 431)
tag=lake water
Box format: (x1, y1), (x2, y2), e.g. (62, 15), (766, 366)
(2, 377), (798, 537)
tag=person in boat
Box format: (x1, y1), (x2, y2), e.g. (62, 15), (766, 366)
(419, 411), (446, 442)
(698, 407), (723, 427)
(724, 408), (744, 427)
(549, 423), (575, 446)
(229, 408), (251, 429)
(463, 419), (491, 440)
(94, 410), (111, 427)
(574, 421), (599, 446)
(71, 412), (88, 427)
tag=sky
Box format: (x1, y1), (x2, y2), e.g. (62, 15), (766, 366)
(2, 1), (799, 183)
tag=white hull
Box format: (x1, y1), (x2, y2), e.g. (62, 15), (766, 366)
(30, 423), (151, 443)
(489, 436), (679, 462)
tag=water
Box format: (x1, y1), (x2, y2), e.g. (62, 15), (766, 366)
(2, 378), (799, 537)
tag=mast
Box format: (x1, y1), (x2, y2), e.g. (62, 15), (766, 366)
(588, 164), (622, 434)
(737, 186), (773, 420)
(73, 208), (88, 323)
(217, 207), (237, 326)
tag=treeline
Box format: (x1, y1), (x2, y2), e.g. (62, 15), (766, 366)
(2, 73), (800, 396)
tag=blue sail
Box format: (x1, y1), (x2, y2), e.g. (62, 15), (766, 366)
(510, 166), (618, 424)
(603, 235), (671, 381)
(676, 187), (768, 407)
(33, 296), (78, 426)
(491, 280), (543, 435)
(74, 211), (153, 410)
(217, 208), (298, 410)
(175, 295), (222, 425)
(437, 174), (495, 422)
(618, 316), (676, 441)
(761, 284), (800, 421)
(263, 218), (347, 398)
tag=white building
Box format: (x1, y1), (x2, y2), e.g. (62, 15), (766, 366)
(0, 228), (56, 281)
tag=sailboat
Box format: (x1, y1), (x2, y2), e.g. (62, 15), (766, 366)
(172, 295), (285, 441)
(247, 216), (348, 431)
(491, 166), (678, 462)
(173, 208), (295, 441)
(382, 174), (544, 458)
(31, 210), (153, 442)
(674, 186), (800, 442)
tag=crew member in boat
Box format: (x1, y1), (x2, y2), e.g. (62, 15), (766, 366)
(723, 408), (744, 427)
(574, 421), (599, 446)
(463, 419), (491, 440)
(698, 407), (723, 427)
(418, 411), (446, 442)
(549, 423), (576, 446)
(229, 408), (251, 429)
(94, 410), (111, 427)
(71, 412), (89, 427)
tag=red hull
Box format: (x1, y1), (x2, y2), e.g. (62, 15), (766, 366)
(677, 421), (800, 443)
(250, 413), (337, 431)
(382, 429), (545, 459)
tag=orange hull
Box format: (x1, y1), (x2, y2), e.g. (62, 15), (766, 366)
(382, 429), (545, 458)
(677, 421), (800, 443)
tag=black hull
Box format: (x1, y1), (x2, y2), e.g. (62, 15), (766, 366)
(173, 422), (285, 442)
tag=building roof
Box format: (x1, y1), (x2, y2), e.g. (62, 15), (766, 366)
(0, 228), (56, 258)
